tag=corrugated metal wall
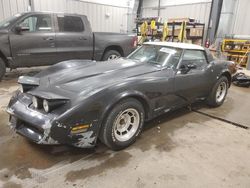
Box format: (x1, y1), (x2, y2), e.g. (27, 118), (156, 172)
(161, 3), (211, 24)
(1, 0), (250, 35)
(142, 1), (211, 26)
(33, 0), (129, 33)
(0, 0), (29, 21)
(142, 1), (211, 42)
(142, 0), (250, 36)
(232, 0), (250, 35)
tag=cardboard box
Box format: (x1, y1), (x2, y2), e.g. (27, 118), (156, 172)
(168, 18), (194, 23)
(192, 39), (202, 45)
(190, 28), (203, 37)
(168, 28), (181, 36)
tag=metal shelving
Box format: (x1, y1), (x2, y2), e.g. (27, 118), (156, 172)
(222, 39), (250, 67)
(135, 17), (205, 45)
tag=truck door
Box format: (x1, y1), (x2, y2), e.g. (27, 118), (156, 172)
(174, 49), (213, 105)
(9, 13), (57, 67)
(55, 14), (93, 62)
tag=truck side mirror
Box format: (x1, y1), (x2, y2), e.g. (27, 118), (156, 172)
(14, 26), (22, 33)
(14, 26), (29, 33)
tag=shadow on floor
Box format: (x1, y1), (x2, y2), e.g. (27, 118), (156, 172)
(0, 107), (196, 182)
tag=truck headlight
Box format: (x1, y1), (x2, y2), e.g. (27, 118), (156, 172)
(43, 99), (50, 112)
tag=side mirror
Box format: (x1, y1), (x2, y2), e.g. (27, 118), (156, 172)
(179, 63), (197, 74)
(187, 64), (197, 70)
(14, 26), (29, 33)
(14, 26), (22, 33)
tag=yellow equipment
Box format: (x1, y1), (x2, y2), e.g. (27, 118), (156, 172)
(178, 21), (187, 42)
(150, 20), (156, 30)
(150, 20), (157, 39)
(139, 21), (148, 44)
(222, 39), (250, 67)
(162, 21), (169, 41)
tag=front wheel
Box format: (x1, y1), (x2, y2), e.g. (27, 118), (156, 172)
(99, 98), (145, 150)
(207, 76), (229, 107)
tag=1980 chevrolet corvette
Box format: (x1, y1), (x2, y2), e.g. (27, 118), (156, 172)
(7, 42), (235, 150)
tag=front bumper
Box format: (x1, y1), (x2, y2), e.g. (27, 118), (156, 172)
(7, 92), (59, 144)
(7, 91), (97, 147)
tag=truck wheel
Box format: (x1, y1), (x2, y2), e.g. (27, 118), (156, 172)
(102, 50), (121, 61)
(206, 76), (229, 107)
(0, 58), (6, 81)
(99, 98), (145, 150)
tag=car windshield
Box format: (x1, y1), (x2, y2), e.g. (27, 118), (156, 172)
(0, 13), (22, 28)
(127, 45), (182, 68)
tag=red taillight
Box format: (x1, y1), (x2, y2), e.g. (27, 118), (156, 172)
(132, 36), (138, 47)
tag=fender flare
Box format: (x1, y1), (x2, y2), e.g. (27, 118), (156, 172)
(98, 90), (152, 134)
(218, 69), (232, 87)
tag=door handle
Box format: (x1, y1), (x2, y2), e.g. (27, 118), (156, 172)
(79, 37), (87, 40)
(43, 37), (54, 41)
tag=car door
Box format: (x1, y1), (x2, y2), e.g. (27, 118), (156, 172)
(160, 47), (185, 110)
(55, 14), (93, 62)
(174, 49), (214, 105)
(9, 13), (57, 67)
(145, 46), (183, 116)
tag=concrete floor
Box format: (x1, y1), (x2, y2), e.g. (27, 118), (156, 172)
(0, 69), (250, 188)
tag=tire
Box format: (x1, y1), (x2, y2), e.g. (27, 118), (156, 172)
(207, 76), (229, 107)
(99, 98), (145, 150)
(0, 58), (6, 81)
(102, 50), (121, 61)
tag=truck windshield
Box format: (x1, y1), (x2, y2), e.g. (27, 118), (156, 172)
(0, 13), (22, 29)
(127, 45), (182, 68)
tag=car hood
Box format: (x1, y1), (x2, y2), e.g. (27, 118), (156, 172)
(27, 58), (161, 98)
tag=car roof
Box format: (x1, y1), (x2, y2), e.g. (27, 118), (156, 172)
(144, 42), (205, 50)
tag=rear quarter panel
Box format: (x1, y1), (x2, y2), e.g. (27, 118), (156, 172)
(94, 32), (135, 60)
(209, 60), (232, 87)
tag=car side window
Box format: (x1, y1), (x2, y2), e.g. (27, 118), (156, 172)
(165, 49), (182, 69)
(181, 50), (208, 69)
(18, 14), (52, 32)
(57, 16), (84, 32)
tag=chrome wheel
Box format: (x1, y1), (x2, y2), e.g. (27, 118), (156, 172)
(113, 108), (140, 142)
(107, 54), (119, 60)
(216, 81), (227, 103)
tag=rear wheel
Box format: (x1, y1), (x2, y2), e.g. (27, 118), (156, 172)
(99, 98), (144, 150)
(207, 76), (228, 107)
(0, 58), (6, 81)
(102, 50), (121, 61)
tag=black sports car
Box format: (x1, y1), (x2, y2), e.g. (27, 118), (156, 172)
(7, 42), (234, 150)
